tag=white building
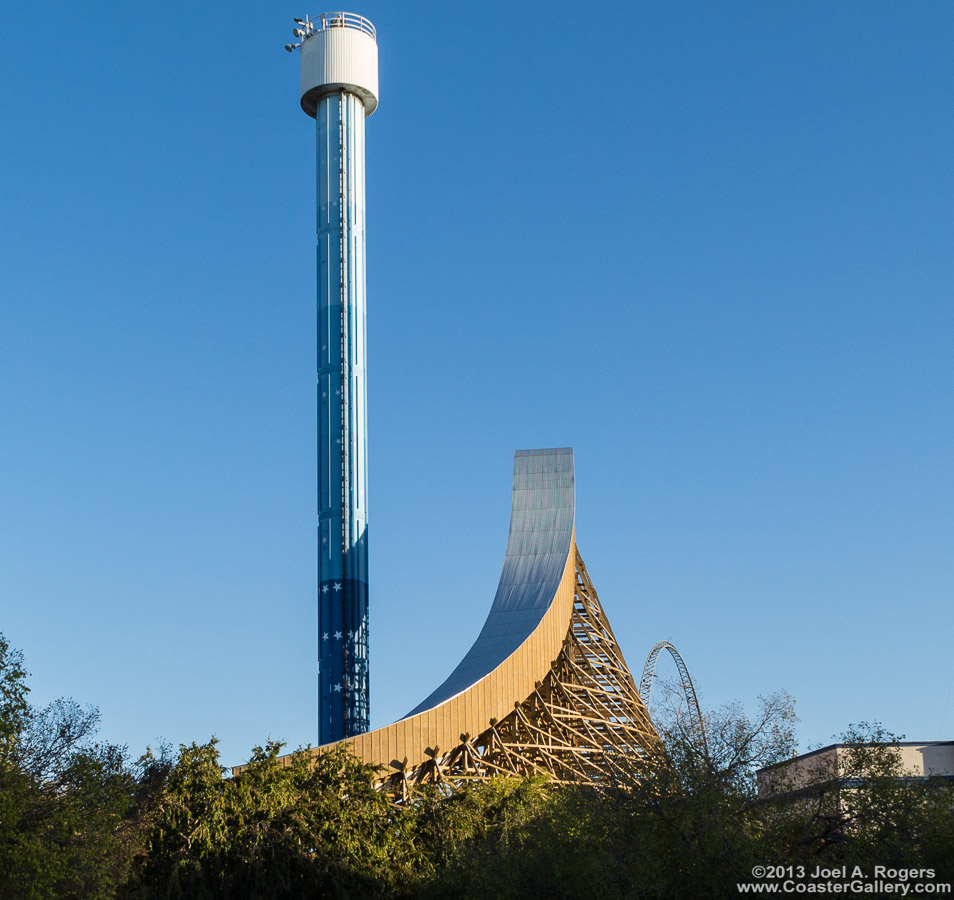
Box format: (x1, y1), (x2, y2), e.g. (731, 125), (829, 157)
(758, 740), (954, 799)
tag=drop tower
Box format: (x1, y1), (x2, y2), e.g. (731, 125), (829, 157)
(287, 12), (378, 743)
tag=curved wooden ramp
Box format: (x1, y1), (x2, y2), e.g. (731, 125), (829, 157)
(243, 449), (659, 795)
(376, 550), (662, 799)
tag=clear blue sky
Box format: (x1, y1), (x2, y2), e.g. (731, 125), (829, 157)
(2, 2), (952, 766)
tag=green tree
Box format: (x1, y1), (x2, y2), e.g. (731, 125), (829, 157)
(0, 634), (29, 756)
(5, 630), (951, 899)
(765, 722), (954, 878)
(419, 691), (799, 900)
(136, 739), (423, 899)
(413, 775), (553, 897)
(0, 634), (143, 900)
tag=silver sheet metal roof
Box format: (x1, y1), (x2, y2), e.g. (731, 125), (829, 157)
(404, 448), (575, 717)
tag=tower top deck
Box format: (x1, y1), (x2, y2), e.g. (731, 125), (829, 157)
(295, 11), (379, 118)
(308, 12), (376, 40)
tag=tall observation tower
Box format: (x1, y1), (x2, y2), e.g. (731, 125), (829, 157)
(286, 12), (378, 743)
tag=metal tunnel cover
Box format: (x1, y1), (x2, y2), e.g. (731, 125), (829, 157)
(405, 448), (575, 717)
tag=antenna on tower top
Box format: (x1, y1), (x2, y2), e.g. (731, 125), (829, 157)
(284, 14), (316, 52)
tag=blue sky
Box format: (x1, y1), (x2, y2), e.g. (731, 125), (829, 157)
(1, 1), (952, 767)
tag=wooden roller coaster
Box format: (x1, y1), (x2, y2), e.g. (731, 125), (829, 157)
(239, 449), (661, 796)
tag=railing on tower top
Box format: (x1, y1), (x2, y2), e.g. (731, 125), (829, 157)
(310, 12), (376, 41)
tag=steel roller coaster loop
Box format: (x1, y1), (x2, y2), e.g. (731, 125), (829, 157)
(640, 641), (709, 759)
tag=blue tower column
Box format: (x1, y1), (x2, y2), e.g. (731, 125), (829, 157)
(317, 91), (370, 742)
(292, 13), (378, 744)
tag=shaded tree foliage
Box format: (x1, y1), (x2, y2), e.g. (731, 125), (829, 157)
(2, 633), (952, 899)
(421, 691), (802, 899)
(761, 722), (954, 877)
(136, 739), (423, 899)
(0, 636), (147, 900)
(420, 695), (954, 899)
